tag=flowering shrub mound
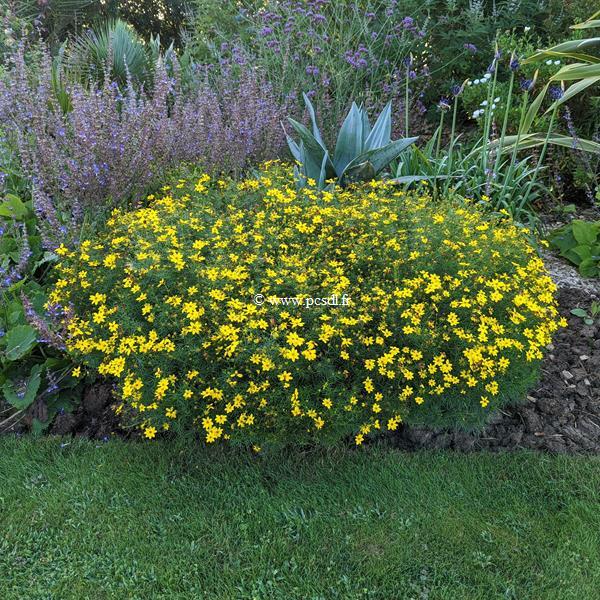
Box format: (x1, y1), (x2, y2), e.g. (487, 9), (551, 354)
(49, 163), (565, 447)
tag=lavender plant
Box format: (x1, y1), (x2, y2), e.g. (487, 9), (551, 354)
(0, 45), (289, 246)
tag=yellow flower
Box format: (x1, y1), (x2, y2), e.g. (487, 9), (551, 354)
(144, 426), (157, 439)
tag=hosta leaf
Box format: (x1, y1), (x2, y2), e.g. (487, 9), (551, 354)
(572, 220), (599, 245)
(579, 258), (599, 278)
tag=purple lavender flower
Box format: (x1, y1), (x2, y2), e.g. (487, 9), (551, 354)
(510, 57), (520, 71)
(549, 86), (563, 100)
(464, 43), (478, 53)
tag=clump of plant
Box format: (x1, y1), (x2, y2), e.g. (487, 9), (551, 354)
(571, 302), (600, 325)
(0, 44), (288, 237)
(286, 93), (417, 189)
(49, 163), (565, 447)
(549, 220), (600, 277)
(0, 193), (80, 434)
(197, 0), (431, 138)
(393, 43), (600, 223)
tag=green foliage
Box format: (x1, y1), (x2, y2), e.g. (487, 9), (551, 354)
(571, 302), (600, 325)
(286, 94), (417, 189)
(0, 193), (80, 430)
(62, 18), (155, 86)
(549, 220), (600, 277)
(525, 10), (600, 111)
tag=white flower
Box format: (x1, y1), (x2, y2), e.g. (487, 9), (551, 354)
(481, 100), (488, 106)
(474, 79), (480, 84)
(494, 97), (500, 102)
(524, 26), (531, 32)
(554, 60), (560, 65)
(472, 109), (484, 118)
(545, 59), (553, 65)
(484, 73), (492, 80)
(491, 103), (497, 110)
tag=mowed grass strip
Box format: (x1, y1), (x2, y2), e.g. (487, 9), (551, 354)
(0, 437), (598, 599)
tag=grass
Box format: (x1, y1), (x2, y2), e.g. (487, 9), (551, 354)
(1, 437), (599, 599)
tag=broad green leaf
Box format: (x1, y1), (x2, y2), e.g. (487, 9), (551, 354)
(551, 63), (600, 81)
(2, 364), (41, 410)
(0, 194), (30, 219)
(572, 220), (599, 245)
(570, 308), (588, 318)
(579, 258), (599, 277)
(4, 325), (37, 361)
(573, 245), (592, 261)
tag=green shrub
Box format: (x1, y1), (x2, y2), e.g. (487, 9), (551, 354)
(50, 163), (565, 447)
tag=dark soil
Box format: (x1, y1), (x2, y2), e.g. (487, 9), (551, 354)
(394, 286), (600, 453)
(48, 383), (125, 440)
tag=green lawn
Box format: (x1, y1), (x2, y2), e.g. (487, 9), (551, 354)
(0, 438), (599, 599)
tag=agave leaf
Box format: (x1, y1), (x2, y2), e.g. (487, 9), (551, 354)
(364, 102), (392, 151)
(361, 108), (372, 143)
(298, 140), (328, 182)
(287, 118), (335, 178)
(317, 151), (330, 190)
(285, 133), (303, 163)
(343, 137), (418, 178)
(302, 93), (326, 147)
(333, 103), (365, 176)
(341, 161), (376, 185)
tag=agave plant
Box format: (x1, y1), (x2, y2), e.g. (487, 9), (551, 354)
(286, 93), (418, 189)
